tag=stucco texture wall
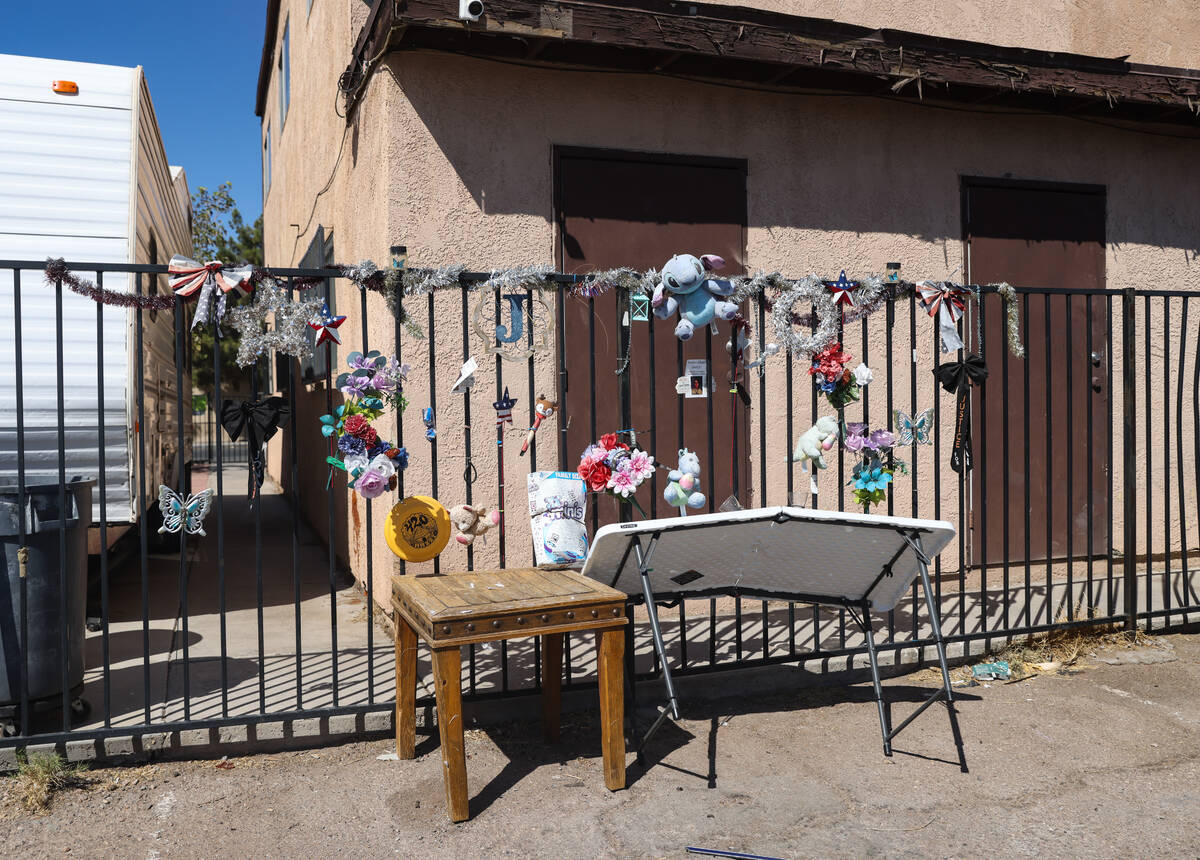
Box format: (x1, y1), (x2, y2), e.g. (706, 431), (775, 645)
(263, 34), (1200, 610)
(725, 1), (1200, 68)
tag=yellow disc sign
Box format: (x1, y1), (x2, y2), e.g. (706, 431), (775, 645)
(385, 496), (450, 562)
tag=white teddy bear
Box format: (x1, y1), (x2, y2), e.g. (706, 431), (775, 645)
(791, 416), (840, 471)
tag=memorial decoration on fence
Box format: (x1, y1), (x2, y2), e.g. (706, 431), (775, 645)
(791, 416), (841, 472)
(932, 353), (988, 473)
(43, 258), (175, 310)
(663, 448), (705, 516)
(650, 253), (740, 341)
(167, 255), (254, 331)
(309, 301), (346, 347)
(228, 280), (323, 367)
(917, 280), (967, 353)
(519, 395), (557, 457)
(894, 408), (934, 446)
(385, 495), (450, 562)
(809, 343), (874, 410)
(451, 357), (478, 394)
(843, 423), (905, 512)
(579, 432), (655, 516)
(448, 503), (501, 546)
(528, 471), (588, 564)
(471, 266), (556, 361)
(220, 397), (291, 500)
(156, 486), (214, 537)
(320, 350), (410, 499)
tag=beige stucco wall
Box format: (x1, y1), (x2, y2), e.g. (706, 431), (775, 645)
(261, 4), (1200, 612)
(734, 1), (1200, 68)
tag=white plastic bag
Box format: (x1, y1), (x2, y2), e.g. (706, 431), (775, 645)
(527, 471), (588, 564)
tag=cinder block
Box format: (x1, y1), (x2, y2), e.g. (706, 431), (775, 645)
(65, 739), (97, 763)
(291, 718), (321, 738)
(364, 710), (394, 733)
(254, 721), (285, 741)
(179, 729), (210, 748)
(328, 714), (356, 735)
(0, 747), (20, 771)
(218, 724), (248, 744)
(26, 742), (59, 760)
(104, 735), (135, 757)
(139, 732), (171, 751)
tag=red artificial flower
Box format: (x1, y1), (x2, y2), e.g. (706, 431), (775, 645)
(343, 414), (374, 440)
(578, 459), (611, 493)
(385, 447), (401, 459)
(600, 433), (620, 450)
(808, 343), (853, 380)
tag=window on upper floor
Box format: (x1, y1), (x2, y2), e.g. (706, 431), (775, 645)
(264, 124), (272, 198)
(279, 19), (291, 128)
(299, 226), (336, 384)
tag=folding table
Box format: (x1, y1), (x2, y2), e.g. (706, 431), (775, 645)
(580, 506), (959, 757)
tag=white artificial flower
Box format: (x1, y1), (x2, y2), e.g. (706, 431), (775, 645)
(343, 453), (369, 477)
(853, 363), (874, 387)
(367, 454), (396, 480)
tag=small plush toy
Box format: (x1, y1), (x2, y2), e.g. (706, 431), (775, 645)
(448, 503), (501, 546)
(651, 253), (739, 341)
(519, 394), (558, 457)
(791, 416), (841, 470)
(663, 448), (706, 515)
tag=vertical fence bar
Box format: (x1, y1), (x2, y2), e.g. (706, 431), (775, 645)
(13, 268), (29, 736)
(1161, 297), (1171, 623)
(1174, 297), (1189, 622)
(327, 326), (339, 705)
(212, 309), (228, 717)
(174, 294), (191, 721)
(1122, 289), (1138, 630)
(288, 277), (303, 709)
(457, 289), (476, 694)
(1064, 294), (1075, 620)
(1106, 294), (1116, 617)
(1085, 294), (1096, 617)
(136, 272), (151, 724)
(427, 292), (440, 576)
(1000, 293), (1011, 632)
(888, 299), (898, 639)
(95, 272), (111, 726)
(908, 291), (918, 643)
(252, 357), (266, 711)
(1043, 293), (1053, 624)
(977, 296), (989, 638)
(1143, 295), (1152, 626)
(54, 274), (70, 730)
(1021, 293), (1031, 628)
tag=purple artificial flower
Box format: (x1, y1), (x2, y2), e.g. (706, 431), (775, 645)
(868, 429), (897, 450)
(845, 422), (868, 438)
(844, 434), (868, 453)
(355, 468), (389, 499)
(348, 354), (378, 371)
(338, 434), (367, 456)
(370, 371), (397, 393)
(340, 374), (372, 398)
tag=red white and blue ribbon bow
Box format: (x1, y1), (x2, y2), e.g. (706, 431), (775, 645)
(917, 280), (967, 353)
(167, 255), (254, 330)
(309, 301), (346, 347)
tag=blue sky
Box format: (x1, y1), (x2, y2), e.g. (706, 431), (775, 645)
(2, 0), (267, 219)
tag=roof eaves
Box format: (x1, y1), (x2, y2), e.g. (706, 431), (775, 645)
(254, 0), (282, 118)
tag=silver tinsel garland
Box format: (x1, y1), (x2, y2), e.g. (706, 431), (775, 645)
(768, 274), (842, 358)
(227, 281), (323, 368)
(993, 282), (1026, 357)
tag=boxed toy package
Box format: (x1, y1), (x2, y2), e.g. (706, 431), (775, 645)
(527, 471), (588, 564)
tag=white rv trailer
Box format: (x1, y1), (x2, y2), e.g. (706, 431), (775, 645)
(0, 54), (192, 531)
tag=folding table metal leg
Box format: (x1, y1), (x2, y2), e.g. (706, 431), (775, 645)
(913, 534), (955, 705)
(632, 536), (679, 754)
(858, 602), (892, 757)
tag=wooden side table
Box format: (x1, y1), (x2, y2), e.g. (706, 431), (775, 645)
(392, 567), (628, 822)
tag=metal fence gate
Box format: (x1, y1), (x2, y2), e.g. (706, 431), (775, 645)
(0, 259), (1196, 752)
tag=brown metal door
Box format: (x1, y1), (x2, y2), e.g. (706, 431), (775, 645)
(555, 147), (749, 528)
(963, 178), (1109, 566)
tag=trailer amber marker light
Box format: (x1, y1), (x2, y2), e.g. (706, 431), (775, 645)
(52, 80), (78, 94)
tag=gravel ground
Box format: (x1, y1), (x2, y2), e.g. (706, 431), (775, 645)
(3, 632), (1198, 859)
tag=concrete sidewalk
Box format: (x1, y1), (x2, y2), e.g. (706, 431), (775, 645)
(4, 632), (1198, 858)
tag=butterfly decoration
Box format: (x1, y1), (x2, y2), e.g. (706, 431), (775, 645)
(894, 408), (934, 446)
(157, 486), (215, 536)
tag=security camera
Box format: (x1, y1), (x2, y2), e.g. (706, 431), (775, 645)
(459, 0), (483, 20)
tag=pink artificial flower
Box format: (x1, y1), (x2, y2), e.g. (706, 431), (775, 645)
(627, 449), (655, 481)
(355, 468), (389, 499)
(606, 464), (639, 497)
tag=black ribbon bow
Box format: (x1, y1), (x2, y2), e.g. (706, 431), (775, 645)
(932, 354), (988, 473)
(221, 397), (291, 498)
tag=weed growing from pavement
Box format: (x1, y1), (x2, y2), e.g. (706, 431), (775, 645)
(6, 752), (90, 813)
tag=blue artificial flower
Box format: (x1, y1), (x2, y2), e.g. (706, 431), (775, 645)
(819, 378), (838, 394)
(854, 466), (893, 493)
(392, 446), (409, 470)
(367, 439), (390, 459)
(338, 434), (367, 456)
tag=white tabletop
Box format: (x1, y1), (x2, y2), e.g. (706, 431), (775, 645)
(580, 506), (955, 611)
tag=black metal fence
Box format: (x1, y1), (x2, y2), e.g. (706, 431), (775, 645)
(0, 259), (1196, 749)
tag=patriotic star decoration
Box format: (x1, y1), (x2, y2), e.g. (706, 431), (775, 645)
(309, 302), (346, 347)
(825, 270), (859, 308)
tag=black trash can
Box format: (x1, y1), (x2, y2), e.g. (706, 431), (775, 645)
(0, 477), (94, 733)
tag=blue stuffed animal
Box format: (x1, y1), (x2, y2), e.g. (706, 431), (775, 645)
(651, 253), (739, 340)
(663, 448), (706, 514)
